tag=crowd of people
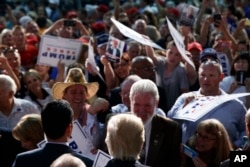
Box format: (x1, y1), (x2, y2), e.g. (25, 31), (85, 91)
(1, 0), (250, 167)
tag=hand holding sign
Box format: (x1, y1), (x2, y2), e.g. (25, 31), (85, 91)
(173, 93), (250, 122)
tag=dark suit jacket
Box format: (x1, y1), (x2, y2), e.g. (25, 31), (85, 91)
(143, 114), (182, 167)
(0, 128), (25, 167)
(12, 143), (93, 167)
(108, 86), (122, 107)
(107, 47), (121, 58)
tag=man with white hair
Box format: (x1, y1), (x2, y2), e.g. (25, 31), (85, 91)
(0, 74), (39, 130)
(111, 75), (166, 117)
(0, 75), (39, 166)
(130, 79), (181, 167)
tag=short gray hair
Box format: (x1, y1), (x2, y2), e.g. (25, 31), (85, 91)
(121, 74), (141, 89)
(0, 74), (17, 94)
(129, 79), (159, 101)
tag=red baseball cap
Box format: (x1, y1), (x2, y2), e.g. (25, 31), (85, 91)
(97, 4), (108, 13)
(188, 42), (203, 52)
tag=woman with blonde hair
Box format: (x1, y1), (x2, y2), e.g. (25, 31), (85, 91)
(182, 119), (233, 167)
(23, 69), (54, 111)
(12, 114), (44, 150)
(0, 29), (15, 47)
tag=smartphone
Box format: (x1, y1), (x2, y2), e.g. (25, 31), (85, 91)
(183, 144), (199, 158)
(213, 14), (221, 27)
(64, 20), (76, 27)
(245, 19), (250, 27)
(236, 71), (247, 85)
(213, 14), (222, 21)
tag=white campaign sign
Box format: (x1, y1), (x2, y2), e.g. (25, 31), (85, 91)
(70, 120), (96, 160)
(37, 120), (96, 160)
(92, 150), (111, 167)
(173, 93), (250, 122)
(166, 17), (195, 68)
(37, 35), (82, 67)
(92, 150), (150, 167)
(111, 18), (164, 50)
(87, 40), (105, 82)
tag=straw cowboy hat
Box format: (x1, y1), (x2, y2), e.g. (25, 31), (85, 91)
(52, 67), (99, 100)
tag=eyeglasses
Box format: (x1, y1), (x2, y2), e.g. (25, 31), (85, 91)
(195, 132), (216, 142)
(200, 58), (219, 65)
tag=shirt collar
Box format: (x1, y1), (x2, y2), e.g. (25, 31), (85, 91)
(11, 98), (24, 114)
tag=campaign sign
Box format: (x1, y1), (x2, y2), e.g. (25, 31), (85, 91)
(87, 40), (105, 82)
(217, 52), (231, 76)
(37, 35), (82, 67)
(105, 36), (125, 63)
(230, 151), (250, 167)
(166, 17), (195, 68)
(92, 150), (150, 167)
(37, 120), (96, 160)
(70, 120), (96, 160)
(173, 93), (250, 122)
(110, 18), (163, 50)
(93, 150), (111, 167)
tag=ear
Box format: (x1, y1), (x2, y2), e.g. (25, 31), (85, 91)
(219, 73), (224, 82)
(155, 99), (159, 108)
(66, 123), (73, 137)
(9, 90), (15, 98)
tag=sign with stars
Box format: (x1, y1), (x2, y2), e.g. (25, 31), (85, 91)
(37, 35), (82, 67)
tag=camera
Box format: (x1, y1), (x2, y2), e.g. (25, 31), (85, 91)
(213, 14), (221, 21)
(64, 20), (76, 27)
(236, 71), (247, 85)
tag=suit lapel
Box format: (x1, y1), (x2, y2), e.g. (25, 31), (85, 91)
(146, 115), (164, 165)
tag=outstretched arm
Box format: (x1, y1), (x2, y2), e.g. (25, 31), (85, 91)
(0, 54), (20, 90)
(100, 55), (119, 90)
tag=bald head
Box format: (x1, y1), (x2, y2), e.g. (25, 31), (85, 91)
(131, 56), (156, 82)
